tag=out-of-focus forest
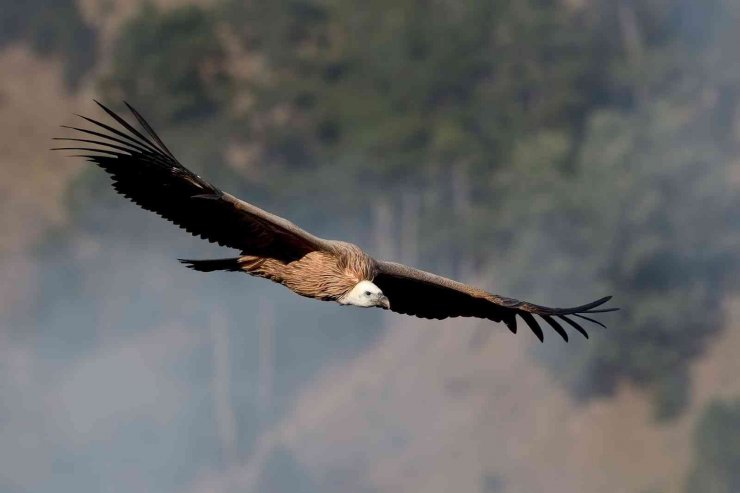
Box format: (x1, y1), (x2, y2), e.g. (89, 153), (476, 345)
(2, 0), (740, 491)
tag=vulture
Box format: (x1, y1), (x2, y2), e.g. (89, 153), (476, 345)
(54, 101), (618, 342)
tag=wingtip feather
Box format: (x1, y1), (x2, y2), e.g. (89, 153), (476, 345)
(585, 307), (620, 314)
(574, 313), (608, 329)
(541, 315), (569, 342)
(519, 312), (544, 342)
(558, 315), (589, 339)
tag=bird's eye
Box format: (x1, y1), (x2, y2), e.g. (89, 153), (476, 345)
(364, 291), (372, 296)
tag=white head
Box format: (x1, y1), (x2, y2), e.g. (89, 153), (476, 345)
(339, 280), (390, 309)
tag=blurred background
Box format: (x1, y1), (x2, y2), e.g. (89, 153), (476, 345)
(2, 0), (740, 491)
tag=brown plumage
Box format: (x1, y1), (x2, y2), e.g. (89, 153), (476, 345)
(234, 245), (375, 301)
(54, 101), (618, 342)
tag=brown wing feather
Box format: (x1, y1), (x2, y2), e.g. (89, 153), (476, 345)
(54, 101), (336, 261)
(373, 261), (618, 342)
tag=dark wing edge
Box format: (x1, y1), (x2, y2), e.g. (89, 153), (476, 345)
(53, 100), (335, 260)
(373, 261), (618, 342)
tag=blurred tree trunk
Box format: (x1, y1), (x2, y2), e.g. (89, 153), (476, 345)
(257, 297), (274, 430)
(372, 196), (396, 260)
(617, 0), (648, 106)
(210, 311), (238, 466)
(400, 190), (420, 266)
(452, 162), (474, 281)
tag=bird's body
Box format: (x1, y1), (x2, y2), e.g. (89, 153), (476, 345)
(189, 242), (378, 302)
(55, 102), (617, 342)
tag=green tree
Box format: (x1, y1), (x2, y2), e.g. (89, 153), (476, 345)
(230, 2), (601, 179)
(101, 4), (231, 124)
(500, 101), (740, 419)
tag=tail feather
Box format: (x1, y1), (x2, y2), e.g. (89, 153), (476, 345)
(179, 257), (242, 272)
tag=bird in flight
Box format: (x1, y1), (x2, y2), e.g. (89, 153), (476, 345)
(54, 101), (617, 342)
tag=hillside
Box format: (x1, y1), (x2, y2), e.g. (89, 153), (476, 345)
(2, 1), (740, 492)
(187, 298), (735, 493)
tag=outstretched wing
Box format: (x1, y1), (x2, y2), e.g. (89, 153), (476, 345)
(54, 101), (335, 261)
(373, 261), (618, 342)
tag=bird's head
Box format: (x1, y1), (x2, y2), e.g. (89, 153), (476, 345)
(339, 280), (390, 309)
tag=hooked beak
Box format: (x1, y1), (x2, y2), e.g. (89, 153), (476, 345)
(378, 295), (390, 309)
